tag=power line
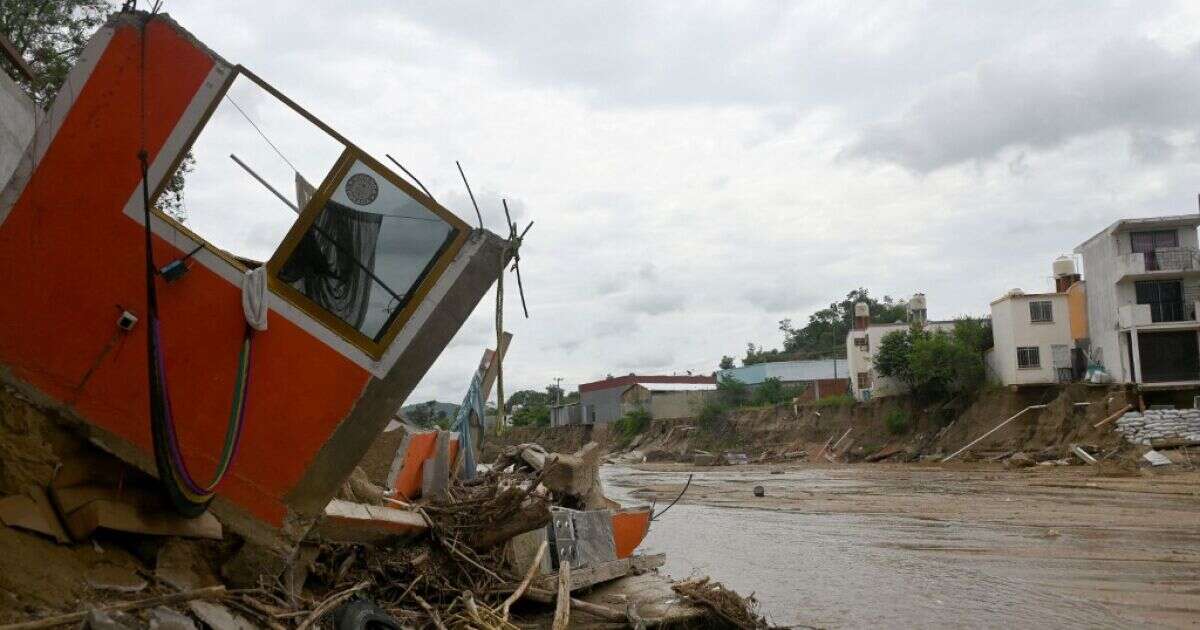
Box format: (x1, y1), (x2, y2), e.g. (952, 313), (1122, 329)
(224, 94), (300, 174)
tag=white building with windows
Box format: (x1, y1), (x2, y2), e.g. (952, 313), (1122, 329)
(1074, 214), (1200, 387)
(987, 288), (1075, 386)
(845, 293), (955, 401)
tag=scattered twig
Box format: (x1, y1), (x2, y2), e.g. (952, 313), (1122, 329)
(0, 586), (226, 630)
(296, 580), (369, 630)
(413, 594), (448, 630)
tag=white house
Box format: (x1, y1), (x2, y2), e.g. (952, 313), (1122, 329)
(845, 293), (955, 401)
(1074, 214), (1200, 387)
(987, 286), (1075, 386)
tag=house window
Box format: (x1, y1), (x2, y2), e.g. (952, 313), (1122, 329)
(1017, 346), (1040, 369)
(1131, 230), (1179, 271)
(1029, 300), (1053, 323)
(857, 371), (871, 388)
(853, 336), (869, 350)
(1135, 280), (1187, 323)
(269, 151), (467, 356)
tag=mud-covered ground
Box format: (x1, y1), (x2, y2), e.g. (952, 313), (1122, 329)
(605, 461), (1200, 629)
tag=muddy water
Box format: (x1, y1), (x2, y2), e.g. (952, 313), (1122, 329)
(603, 466), (1195, 629)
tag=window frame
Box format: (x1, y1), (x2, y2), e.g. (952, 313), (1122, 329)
(147, 64), (472, 360)
(1016, 346), (1041, 369)
(1029, 300), (1053, 323)
(266, 145), (470, 359)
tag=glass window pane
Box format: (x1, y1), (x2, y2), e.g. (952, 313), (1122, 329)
(278, 159), (457, 341)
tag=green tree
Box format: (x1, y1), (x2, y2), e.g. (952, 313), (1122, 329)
(716, 375), (749, 407)
(951, 317), (993, 354)
(745, 288), (909, 365)
(907, 332), (985, 401)
(873, 327), (924, 387)
(719, 355), (736, 370)
(405, 400), (440, 428)
(751, 376), (798, 406)
(0, 0), (113, 105)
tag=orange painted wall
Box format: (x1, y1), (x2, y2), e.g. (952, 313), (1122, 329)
(0, 19), (370, 525)
(611, 508), (650, 559)
(1067, 282), (1088, 341)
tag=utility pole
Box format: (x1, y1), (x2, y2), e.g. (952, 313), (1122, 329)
(554, 377), (563, 405)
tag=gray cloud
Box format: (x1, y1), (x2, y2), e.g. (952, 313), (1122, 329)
(845, 38), (1200, 172)
(163, 1), (1200, 403)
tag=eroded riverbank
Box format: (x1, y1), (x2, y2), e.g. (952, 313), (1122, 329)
(603, 462), (1200, 629)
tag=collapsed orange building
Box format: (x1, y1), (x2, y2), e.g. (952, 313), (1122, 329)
(0, 11), (507, 561)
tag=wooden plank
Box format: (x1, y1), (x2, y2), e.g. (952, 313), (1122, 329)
(0, 32), (36, 83)
(421, 431), (451, 501)
(534, 558), (633, 593)
(1093, 404), (1133, 429)
(552, 560), (571, 630)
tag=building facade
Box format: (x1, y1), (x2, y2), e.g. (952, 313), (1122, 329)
(620, 383), (717, 420)
(1074, 215), (1200, 386)
(578, 375), (716, 425)
(987, 291), (1075, 385)
(717, 358), (850, 401)
(845, 293), (956, 401)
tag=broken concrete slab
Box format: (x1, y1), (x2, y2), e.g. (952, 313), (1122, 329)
(507, 527), (552, 577)
(157, 539), (221, 592)
(311, 499), (427, 544)
(188, 600), (256, 630)
(0, 487), (69, 542)
(148, 606), (197, 630)
(85, 563), (148, 593)
(64, 497), (222, 541)
(420, 431), (451, 501)
(1142, 449), (1173, 467)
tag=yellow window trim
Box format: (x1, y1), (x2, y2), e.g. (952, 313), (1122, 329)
(145, 64), (474, 361)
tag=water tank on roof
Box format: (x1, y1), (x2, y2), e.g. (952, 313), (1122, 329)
(909, 293), (926, 310)
(854, 302), (870, 317)
(1007, 288), (1025, 297)
(1053, 255), (1076, 278)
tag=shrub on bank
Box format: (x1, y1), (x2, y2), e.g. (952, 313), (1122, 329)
(885, 409), (910, 435)
(613, 407), (651, 443)
(812, 393), (855, 408)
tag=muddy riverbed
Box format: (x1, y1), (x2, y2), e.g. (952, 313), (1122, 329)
(603, 462), (1200, 629)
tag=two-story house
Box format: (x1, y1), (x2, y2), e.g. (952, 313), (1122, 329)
(1074, 215), (1200, 387)
(985, 257), (1085, 386)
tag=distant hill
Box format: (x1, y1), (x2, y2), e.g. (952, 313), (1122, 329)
(400, 401), (460, 420)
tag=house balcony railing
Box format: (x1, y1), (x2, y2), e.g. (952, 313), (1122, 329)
(1118, 301), (1200, 328)
(1116, 247), (1200, 279)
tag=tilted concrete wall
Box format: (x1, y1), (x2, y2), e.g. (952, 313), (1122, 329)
(0, 72), (36, 191)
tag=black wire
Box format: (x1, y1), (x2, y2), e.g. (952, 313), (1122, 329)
(651, 473), (692, 521)
(225, 94), (300, 174)
(456, 160), (484, 230)
(386, 154), (437, 203)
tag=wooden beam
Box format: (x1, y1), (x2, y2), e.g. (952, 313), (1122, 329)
(1093, 404), (1133, 429)
(0, 32), (36, 83)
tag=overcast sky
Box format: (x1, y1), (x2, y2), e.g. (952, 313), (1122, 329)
(165, 1), (1200, 403)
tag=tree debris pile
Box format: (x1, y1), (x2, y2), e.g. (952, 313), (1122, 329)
(672, 578), (772, 630)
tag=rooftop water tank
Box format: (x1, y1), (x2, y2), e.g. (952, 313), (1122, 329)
(854, 302), (870, 317)
(909, 293), (927, 310)
(1053, 256), (1076, 278)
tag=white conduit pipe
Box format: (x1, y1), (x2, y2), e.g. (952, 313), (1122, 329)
(942, 404), (1048, 463)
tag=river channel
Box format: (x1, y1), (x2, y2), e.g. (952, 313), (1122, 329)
(602, 465), (1200, 629)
